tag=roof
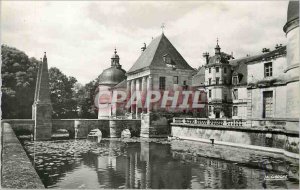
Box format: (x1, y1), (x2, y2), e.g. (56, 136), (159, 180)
(192, 66), (205, 87)
(112, 79), (127, 89)
(228, 46), (286, 86)
(127, 33), (194, 74)
(287, 1), (299, 24)
(205, 52), (232, 67)
(231, 61), (248, 85)
(98, 67), (126, 86)
(248, 46), (286, 64)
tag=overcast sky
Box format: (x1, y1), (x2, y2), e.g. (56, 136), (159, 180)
(1, 1), (289, 84)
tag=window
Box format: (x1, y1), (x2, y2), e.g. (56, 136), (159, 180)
(209, 90), (212, 98)
(209, 78), (212, 85)
(209, 106), (212, 112)
(216, 67), (219, 73)
(233, 89), (238, 100)
(233, 106), (238, 116)
(264, 62), (272, 77)
(216, 77), (220, 85)
(209, 68), (211, 73)
(173, 76), (179, 84)
(224, 94), (227, 101)
(224, 67), (227, 74)
(159, 77), (166, 90)
(232, 76), (238, 85)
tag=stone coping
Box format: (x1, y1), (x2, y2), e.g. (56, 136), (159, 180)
(1, 123), (45, 188)
(171, 122), (299, 135)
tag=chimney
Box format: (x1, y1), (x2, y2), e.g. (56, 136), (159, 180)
(202, 52), (209, 64)
(262, 48), (270, 53)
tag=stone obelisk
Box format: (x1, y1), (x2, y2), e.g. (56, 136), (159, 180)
(32, 52), (52, 140)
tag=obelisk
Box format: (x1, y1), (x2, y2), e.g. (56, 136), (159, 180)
(32, 52), (52, 140)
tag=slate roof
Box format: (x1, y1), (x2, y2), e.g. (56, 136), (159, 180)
(206, 52), (232, 66)
(98, 67), (126, 86)
(229, 45), (286, 66)
(112, 79), (127, 89)
(192, 66), (205, 87)
(228, 46), (286, 86)
(287, 1), (299, 24)
(127, 33), (194, 74)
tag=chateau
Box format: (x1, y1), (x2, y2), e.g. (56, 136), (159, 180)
(97, 1), (299, 134)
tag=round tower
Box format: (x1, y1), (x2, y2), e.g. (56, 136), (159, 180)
(283, 1), (299, 118)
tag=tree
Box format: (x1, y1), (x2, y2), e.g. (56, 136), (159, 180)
(48, 67), (78, 118)
(1, 44), (99, 119)
(1, 45), (39, 118)
(75, 80), (98, 118)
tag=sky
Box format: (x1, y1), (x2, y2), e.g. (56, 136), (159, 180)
(1, 1), (289, 85)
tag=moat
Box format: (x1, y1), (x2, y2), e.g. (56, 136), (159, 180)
(22, 138), (299, 189)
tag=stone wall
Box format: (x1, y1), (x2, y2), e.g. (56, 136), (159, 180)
(171, 125), (299, 154)
(249, 85), (287, 118)
(1, 119), (35, 136)
(247, 56), (287, 84)
(1, 123), (45, 188)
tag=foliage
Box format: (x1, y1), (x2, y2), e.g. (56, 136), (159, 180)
(1, 45), (39, 118)
(48, 67), (78, 118)
(75, 80), (98, 118)
(1, 44), (99, 119)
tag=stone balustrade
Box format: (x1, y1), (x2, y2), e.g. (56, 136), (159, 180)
(172, 117), (299, 133)
(172, 117), (247, 127)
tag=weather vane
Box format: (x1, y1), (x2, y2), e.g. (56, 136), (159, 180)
(161, 23), (165, 33)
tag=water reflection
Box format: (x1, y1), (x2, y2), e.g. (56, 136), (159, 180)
(23, 139), (298, 189)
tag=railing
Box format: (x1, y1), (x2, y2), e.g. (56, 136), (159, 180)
(172, 117), (247, 127)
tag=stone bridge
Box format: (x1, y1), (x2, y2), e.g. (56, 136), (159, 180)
(1, 119), (141, 139)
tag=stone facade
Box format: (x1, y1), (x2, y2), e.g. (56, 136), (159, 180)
(192, 1), (299, 123)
